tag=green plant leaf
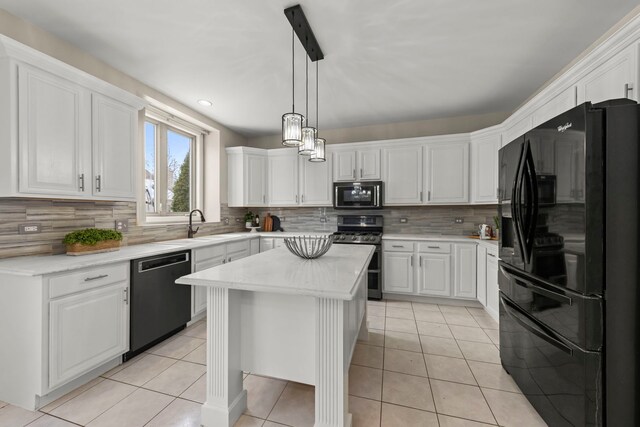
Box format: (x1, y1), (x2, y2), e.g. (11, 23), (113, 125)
(63, 228), (123, 246)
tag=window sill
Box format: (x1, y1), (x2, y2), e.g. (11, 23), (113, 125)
(142, 215), (190, 226)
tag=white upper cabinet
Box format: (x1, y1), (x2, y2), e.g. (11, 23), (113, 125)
(268, 149), (299, 206)
(532, 86), (577, 128)
(91, 93), (137, 199)
(18, 64), (91, 197)
(0, 40), (145, 200)
(471, 128), (501, 203)
(424, 140), (469, 204)
(299, 154), (332, 206)
(333, 148), (381, 181)
(246, 154), (267, 206)
(227, 147), (268, 207)
(577, 43), (638, 104)
(382, 145), (423, 205)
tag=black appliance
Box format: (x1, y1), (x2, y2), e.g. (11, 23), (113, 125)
(333, 215), (383, 299)
(333, 181), (383, 209)
(124, 250), (192, 361)
(498, 99), (640, 426)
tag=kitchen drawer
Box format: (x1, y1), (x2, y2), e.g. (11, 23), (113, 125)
(48, 263), (128, 299)
(486, 246), (498, 258)
(227, 240), (250, 256)
(417, 242), (451, 254)
(194, 244), (226, 263)
(383, 241), (414, 252)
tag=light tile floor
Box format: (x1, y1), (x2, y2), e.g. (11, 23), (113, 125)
(0, 301), (548, 426)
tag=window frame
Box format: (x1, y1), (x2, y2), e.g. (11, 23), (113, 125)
(140, 109), (205, 225)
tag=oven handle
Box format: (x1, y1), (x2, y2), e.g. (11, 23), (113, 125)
(501, 295), (573, 355)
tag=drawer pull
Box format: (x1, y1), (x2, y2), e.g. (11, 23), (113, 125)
(84, 274), (108, 282)
(392, 245), (405, 248)
(487, 253), (496, 258)
(427, 246), (440, 249)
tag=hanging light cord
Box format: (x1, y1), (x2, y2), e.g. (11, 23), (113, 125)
(316, 60), (319, 131)
(291, 27), (295, 113)
(305, 38), (309, 121)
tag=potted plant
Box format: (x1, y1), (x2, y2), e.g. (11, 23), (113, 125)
(244, 211), (255, 228)
(63, 228), (123, 256)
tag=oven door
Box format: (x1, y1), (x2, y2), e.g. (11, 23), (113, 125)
(334, 181), (382, 209)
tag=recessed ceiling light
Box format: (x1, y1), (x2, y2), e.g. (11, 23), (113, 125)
(197, 99), (213, 107)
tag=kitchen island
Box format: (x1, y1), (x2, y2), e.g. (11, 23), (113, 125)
(176, 244), (374, 427)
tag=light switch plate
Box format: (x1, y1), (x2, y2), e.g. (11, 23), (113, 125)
(19, 223), (41, 234)
(115, 220), (129, 232)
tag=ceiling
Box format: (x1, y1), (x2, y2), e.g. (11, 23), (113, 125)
(0, 1), (638, 137)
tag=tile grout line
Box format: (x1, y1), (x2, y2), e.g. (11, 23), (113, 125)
(412, 301), (441, 427)
(141, 396), (178, 427)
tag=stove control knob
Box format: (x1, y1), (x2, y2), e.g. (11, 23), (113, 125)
(364, 236), (370, 241)
(339, 235), (345, 240)
(351, 235), (357, 241)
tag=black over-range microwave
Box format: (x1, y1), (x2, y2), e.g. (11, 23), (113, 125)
(333, 181), (383, 209)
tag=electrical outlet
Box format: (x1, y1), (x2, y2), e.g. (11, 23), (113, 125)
(399, 218), (408, 223)
(223, 217), (230, 225)
(320, 217), (327, 223)
(235, 217), (241, 223)
(454, 217), (464, 224)
(19, 223), (41, 234)
(280, 216), (286, 222)
(115, 220), (128, 232)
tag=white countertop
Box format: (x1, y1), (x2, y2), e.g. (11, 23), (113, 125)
(176, 244), (374, 301)
(383, 233), (499, 246)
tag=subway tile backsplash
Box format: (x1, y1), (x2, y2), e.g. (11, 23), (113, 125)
(0, 198), (247, 259)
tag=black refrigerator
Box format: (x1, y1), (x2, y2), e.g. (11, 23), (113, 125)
(498, 99), (640, 426)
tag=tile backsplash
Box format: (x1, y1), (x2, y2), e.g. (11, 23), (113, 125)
(253, 205), (498, 235)
(0, 198), (247, 259)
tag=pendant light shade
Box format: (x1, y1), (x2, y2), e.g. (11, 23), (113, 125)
(309, 137), (326, 162)
(282, 113), (304, 146)
(299, 126), (316, 155)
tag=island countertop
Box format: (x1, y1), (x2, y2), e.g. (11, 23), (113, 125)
(176, 244), (374, 301)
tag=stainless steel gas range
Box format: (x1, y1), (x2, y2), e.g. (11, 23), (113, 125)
(332, 215), (383, 299)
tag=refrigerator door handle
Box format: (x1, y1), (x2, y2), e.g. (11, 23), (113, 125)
(501, 294), (573, 355)
(512, 143), (527, 264)
(521, 140), (538, 264)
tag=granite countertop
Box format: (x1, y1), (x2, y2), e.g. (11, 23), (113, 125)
(0, 231), (335, 277)
(176, 245), (374, 301)
(383, 233), (499, 246)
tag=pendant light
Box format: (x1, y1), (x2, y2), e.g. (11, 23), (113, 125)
(299, 51), (316, 156)
(282, 26), (304, 146)
(309, 60), (326, 162)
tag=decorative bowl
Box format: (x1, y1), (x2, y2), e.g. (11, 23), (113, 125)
(284, 235), (334, 259)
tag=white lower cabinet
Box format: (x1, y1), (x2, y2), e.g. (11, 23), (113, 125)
(49, 281), (128, 389)
(476, 246), (487, 306)
(259, 237), (285, 252)
(486, 248), (499, 318)
(417, 253), (450, 296)
(383, 252), (414, 294)
(453, 244), (476, 298)
(191, 240), (251, 317)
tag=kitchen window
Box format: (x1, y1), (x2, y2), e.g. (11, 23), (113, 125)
(141, 107), (207, 224)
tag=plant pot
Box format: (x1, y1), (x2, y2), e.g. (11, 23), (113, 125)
(245, 221), (253, 228)
(66, 239), (121, 256)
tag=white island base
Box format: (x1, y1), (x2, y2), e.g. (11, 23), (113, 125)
(176, 245), (374, 427)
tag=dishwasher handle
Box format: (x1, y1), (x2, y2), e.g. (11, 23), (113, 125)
(137, 252), (190, 273)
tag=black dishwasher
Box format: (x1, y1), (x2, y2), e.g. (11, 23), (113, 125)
(124, 250), (192, 361)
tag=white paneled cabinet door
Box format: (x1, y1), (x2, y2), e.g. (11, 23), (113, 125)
(453, 244), (477, 299)
(91, 93), (137, 199)
(333, 151), (357, 181)
(382, 145), (423, 205)
(18, 64), (91, 197)
(425, 142), (469, 203)
(358, 149), (381, 180)
(577, 44), (638, 104)
(383, 252), (414, 294)
(486, 250), (499, 318)
(268, 150), (298, 206)
(417, 253), (451, 297)
(471, 134), (500, 203)
(49, 282), (127, 389)
(476, 246), (487, 306)
(246, 154), (267, 206)
(300, 155), (332, 206)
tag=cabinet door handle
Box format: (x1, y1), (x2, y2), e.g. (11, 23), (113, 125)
(360, 168), (363, 179)
(123, 288), (129, 304)
(410, 256), (413, 267)
(428, 190), (431, 201)
(496, 187), (499, 199)
(353, 169), (356, 179)
(296, 195), (298, 203)
(228, 257), (232, 262)
(625, 83), (634, 98)
(487, 253), (496, 258)
(427, 245), (440, 249)
(95, 175), (102, 192)
(85, 274), (108, 282)
(79, 174), (85, 191)
(223, 259), (226, 264)
(392, 245), (404, 248)
(419, 257), (422, 267)
(419, 191), (423, 202)
(263, 195), (266, 203)
(301, 194), (305, 203)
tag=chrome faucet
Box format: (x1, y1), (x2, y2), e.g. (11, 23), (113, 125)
(188, 209), (206, 238)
